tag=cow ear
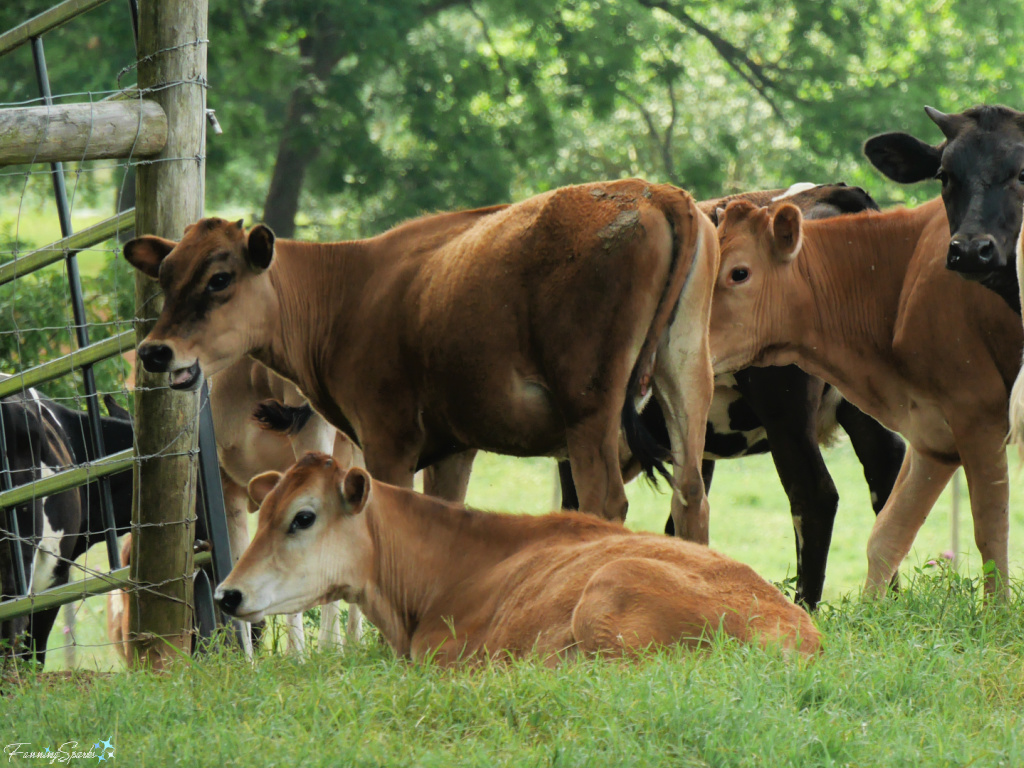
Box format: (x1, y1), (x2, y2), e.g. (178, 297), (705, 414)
(863, 132), (942, 184)
(771, 204), (802, 261)
(123, 235), (177, 279)
(339, 467), (371, 515)
(248, 470), (282, 508)
(246, 224), (275, 272)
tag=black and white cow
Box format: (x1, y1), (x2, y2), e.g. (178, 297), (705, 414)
(865, 105), (1024, 314)
(562, 183), (907, 610)
(1, 392), (82, 664)
(0, 380), (135, 665)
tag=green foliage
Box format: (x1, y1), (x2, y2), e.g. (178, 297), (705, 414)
(4, 0), (1024, 239)
(0, 222), (134, 400)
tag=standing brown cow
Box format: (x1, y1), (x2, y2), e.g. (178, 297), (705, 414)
(123, 180), (718, 528)
(709, 199), (1022, 597)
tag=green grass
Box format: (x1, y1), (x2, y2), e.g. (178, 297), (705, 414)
(7, 571), (1024, 767)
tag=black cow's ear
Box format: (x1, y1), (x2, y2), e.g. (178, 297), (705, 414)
(124, 235), (177, 279)
(863, 132), (943, 184)
(246, 224), (275, 272)
(339, 468), (371, 515)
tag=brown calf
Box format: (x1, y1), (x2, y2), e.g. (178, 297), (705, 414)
(215, 454), (820, 663)
(124, 180), (718, 526)
(210, 357), (364, 651)
(710, 199), (1023, 596)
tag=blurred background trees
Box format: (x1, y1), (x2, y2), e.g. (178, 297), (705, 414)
(2, 0), (1023, 240)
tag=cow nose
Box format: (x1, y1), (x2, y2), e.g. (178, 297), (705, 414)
(947, 237), (969, 268)
(215, 588), (244, 615)
(969, 236), (997, 265)
(137, 343), (173, 373)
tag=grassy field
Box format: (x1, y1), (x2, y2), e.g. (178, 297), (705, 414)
(5, 571), (1024, 767)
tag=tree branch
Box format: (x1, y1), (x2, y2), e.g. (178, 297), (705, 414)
(617, 88), (676, 180)
(634, 0), (794, 120)
(470, 5), (513, 99)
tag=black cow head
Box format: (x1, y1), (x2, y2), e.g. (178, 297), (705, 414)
(864, 105), (1024, 314)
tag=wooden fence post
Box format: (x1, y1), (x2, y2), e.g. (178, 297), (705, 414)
(128, 0), (208, 669)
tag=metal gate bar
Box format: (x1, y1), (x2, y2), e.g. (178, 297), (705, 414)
(31, 35), (121, 573)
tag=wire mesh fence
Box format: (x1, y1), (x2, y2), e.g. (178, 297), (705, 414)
(0, 0), (232, 672)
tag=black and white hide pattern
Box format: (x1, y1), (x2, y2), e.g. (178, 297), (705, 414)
(0, 378), (136, 666)
(0, 392), (82, 665)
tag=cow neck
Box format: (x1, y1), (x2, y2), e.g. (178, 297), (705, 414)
(768, 198), (944, 384)
(358, 484), (615, 655)
(255, 238), (369, 421)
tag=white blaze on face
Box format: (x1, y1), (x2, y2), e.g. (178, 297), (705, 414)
(771, 182), (818, 202)
(29, 465), (66, 595)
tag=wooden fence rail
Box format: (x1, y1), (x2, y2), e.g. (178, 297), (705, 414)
(0, 101), (166, 165)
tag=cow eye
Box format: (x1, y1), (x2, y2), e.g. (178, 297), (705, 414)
(206, 272), (234, 293)
(936, 169), (949, 185)
(288, 510), (316, 533)
(729, 267), (750, 284)
(1017, 169), (1024, 184)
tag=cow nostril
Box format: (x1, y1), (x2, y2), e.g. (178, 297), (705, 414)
(216, 588), (244, 614)
(974, 238), (996, 264)
(138, 343), (173, 373)
(947, 238), (968, 264)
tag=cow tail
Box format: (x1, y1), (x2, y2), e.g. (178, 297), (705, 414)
(252, 399), (314, 435)
(622, 189), (704, 483)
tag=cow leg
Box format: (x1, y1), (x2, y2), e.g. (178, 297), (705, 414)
(651, 345), (713, 544)
(953, 423), (1011, 599)
(557, 461), (579, 511)
(221, 471), (255, 658)
(565, 414), (629, 522)
(864, 447), (956, 597)
(422, 450), (478, 503)
(285, 613), (306, 653)
(836, 399), (906, 594)
(664, 460), (714, 536)
(835, 400), (906, 514)
(733, 367), (837, 610)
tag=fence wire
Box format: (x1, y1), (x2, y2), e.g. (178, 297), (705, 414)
(0, 7), (218, 671)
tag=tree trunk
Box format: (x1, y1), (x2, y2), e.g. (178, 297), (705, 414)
(261, 29), (341, 238)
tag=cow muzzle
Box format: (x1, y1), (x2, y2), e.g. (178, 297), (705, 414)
(946, 234), (1004, 276)
(214, 586), (252, 618)
(137, 342), (203, 390)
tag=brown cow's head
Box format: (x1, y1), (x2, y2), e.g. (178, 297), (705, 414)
(123, 218), (278, 389)
(214, 453), (374, 622)
(864, 105), (1024, 314)
(708, 201), (803, 373)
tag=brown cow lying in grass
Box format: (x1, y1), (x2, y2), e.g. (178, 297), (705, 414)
(214, 453), (821, 664)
